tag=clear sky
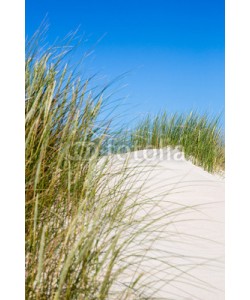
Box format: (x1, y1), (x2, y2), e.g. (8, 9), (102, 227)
(26, 0), (225, 125)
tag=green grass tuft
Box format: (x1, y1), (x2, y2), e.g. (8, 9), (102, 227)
(129, 111), (224, 173)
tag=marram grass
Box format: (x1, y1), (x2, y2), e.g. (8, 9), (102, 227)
(129, 111), (224, 173)
(25, 34), (171, 299)
(26, 31), (224, 300)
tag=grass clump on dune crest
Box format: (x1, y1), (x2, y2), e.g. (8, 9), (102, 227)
(130, 111), (224, 173)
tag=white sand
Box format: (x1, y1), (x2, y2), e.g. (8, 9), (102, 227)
(109, 148), (224, 300)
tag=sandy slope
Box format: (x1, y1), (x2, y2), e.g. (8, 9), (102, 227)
(110, 148), (224, 300)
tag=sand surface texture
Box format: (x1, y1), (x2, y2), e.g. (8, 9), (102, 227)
(109, 149), (224, 300)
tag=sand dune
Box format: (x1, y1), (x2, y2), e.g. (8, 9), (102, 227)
(110, 149), (224, 300)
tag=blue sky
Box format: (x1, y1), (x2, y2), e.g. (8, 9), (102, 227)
(26, 0), (224, 125)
